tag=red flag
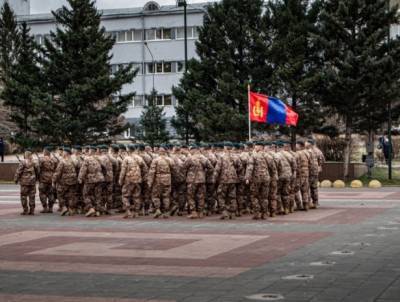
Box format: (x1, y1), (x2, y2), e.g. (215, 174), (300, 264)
(249, 92), (268, 123)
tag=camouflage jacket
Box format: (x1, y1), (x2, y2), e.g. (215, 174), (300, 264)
(313, 146), (325, 173)
(97, 154), (114, 183)
(204, 152), (218, 183)
(169, 154), (186, 183)
(298, 150), (311, 178)
(213, 152), (241, 184)
(14, 159), (39, 186)
(264, 152), (278, 182)
(78, 156), (104, 184)
(38, 155), (57, 184)
(184, 153), (213, 184)
(53, 158), (78, 186)
(308, 149), (319, 177)
(281, 151), (297, 180)
(119, 154), (148, 185)
(275, 152), (292, 180)
(147, 155), (173, 187)
(245, 151), (270, 183)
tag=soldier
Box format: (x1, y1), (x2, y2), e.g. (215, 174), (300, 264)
(306, 139), (321, 209)
(264, 143), (279, 216)
(110, 144), (123, 211)
(235, 143), (250, 215)
(72, 145), (84, 213)
(147, 145), (173, 219)
(202, 144), (217, 215)
(214, 142), (242, 220)
(78, 146), (104, 217)
(14, 150), (39, 215)
(245, 142), (270, 220)
(184, 145), (213, 219)
(98, 145), (114, 214)
(281, 142), (297, 213)
(296, 140), (311, 211)
(38, 146), (57, 213)
(275, 142), (292, 215)
(170, 145), (187, 216)
(139, 144), (153, 215)
(52, 147), (78, 216)
(119, 144), (148, 218)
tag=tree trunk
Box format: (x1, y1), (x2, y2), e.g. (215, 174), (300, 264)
(343, 117), (352, 180)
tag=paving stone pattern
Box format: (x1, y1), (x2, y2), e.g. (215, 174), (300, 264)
(0, 185), (400, 302)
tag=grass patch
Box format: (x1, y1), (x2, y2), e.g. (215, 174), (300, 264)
(359, 167), (400, 186)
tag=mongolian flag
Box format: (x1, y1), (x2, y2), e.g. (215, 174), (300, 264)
(249, 92), (298, 126)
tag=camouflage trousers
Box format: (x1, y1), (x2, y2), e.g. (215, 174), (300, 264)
(20, 185), (36, 212)
(57, 185), (77, 210)
(299, 176), (310, 207)
(217, 183), (237, 213)
(278, 178), (291, 212)
(39, 182), (54, 209)
(309, 175), (319, 206)
(113, 183), (122, 209)
(268, 180), (278, 214)
(142, 183), (151, 211)
(187, 183), (206, 212)
(122, 183), (142, 212)
(102, 182), (114, 211)
(205, 182), (216, 212)
(151, 182), (171, 212)
(250, 182), (269, 214)
(76, 183), (84, 210)
(172, 182), (186, 211)
(236, 182), (249, 211)
(83, 183), (103, 211)
(289, 177), (298, 211)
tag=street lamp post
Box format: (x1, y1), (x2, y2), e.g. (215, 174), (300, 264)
(387, 0), (393, 180)
(177, 0), (188, 73)
(144, 42), (155, 104)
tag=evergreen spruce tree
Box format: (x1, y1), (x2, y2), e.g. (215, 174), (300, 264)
(173, 0), (272, 142)
(0, 2), (19, 136)
(313, 0), (400, 179)
(1, 22), (42, 147)
(36, 0), (137, 144)
(139, 90), (169, 147)
(267, 0), (323, 145)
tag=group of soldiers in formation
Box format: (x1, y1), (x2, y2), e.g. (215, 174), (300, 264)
(14, 139), (325, 220)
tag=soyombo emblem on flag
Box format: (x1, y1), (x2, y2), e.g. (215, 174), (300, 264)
(249, 92), (298, 126)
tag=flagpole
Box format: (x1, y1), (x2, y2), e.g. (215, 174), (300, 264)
(248, 83), (252, 142)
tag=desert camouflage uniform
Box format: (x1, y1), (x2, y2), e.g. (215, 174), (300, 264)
(204, 151), (218, 214)
(140, 151), (153, 213)
(15, 158), (39, 214)
(308, 149), (320, 208)
(214, 151), (241, 218)
(53, 158), (78, 212)
(71, 153), (84, 211)
(246, 151), (270, 219)
(237, 151), (250, 213)
(276, 152), (292, 214)
(119, 154), (147, 216)
(38, 155), (57, 212)
(298, 150), (311, 210)
(184, 153), (213, 216)
(98, 154), (114, 212)
(265, 151), (278, 215)
(148, 154), (173, 215)
(78, 156), (104, 212)
(281, 151), (297, 212)
(170, 153), (186, 215)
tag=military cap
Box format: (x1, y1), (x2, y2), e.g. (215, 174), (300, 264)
(110, 144), (119, 151)
(43, 146), (53, 152)
(181, 144), (188, 149)
(89, 145), (97, 150)
(246, 141), (254, 147)
(189, 144), (199, 150)
(63, 147), (72, 154)
(307, 139), (316, 145)
(127, 144), (136, 151)
(72, 145), (82, 151)
(297, 140), (305, 146)
(99, 145), (108, 151)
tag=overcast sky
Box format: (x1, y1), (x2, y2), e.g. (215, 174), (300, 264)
(31, 0), (212, 14)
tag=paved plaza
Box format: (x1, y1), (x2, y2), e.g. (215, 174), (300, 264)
(0, 185), (400, 301)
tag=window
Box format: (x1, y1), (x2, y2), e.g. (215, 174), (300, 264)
(34, 35), (42, 45)
(156, 95), (163, 106)
(134, 95), (144, 107)
(177, 61), (185, 72)
(144, 2), (160, 11)
(147, 63), (155, 74)
(164, 62), (172, 73)
(110, 32), (118, 40)
(176, 27), (185, 39)
(133, 63), (142, 74)
(193, 27), (199, 38)
(163, 28), (172, 40)
(186, 27), (193, 38)
(164, 95), (172, 106)
(156, 28), (163, 40)
(126, 30), (133, 41)
(110, 65), (118, 74)
(133, 29), (143, 41)
(156, 62), (163, 73)
(117, 31), (126, 42)
(145, 29), (156, 40)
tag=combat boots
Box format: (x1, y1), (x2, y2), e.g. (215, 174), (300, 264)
(60, 206), (69, 216)
(48, 205), (53, 214)
(187, 211), (199, 219)
(85, 207), (96, 217)
(153, 209), (162, 219)
(252, 212), (261, 220)
(169, 205), (178, 216)
(20, 208), (28, 215)
(28, 207), (35, 215)
(220, 210), (229, 220)
(304, 202), (309, 211)
(40, 206), (48, 214)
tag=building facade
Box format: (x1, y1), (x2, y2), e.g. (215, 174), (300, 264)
(0, 0), (29, 15)
(18, 0), (207, 138)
